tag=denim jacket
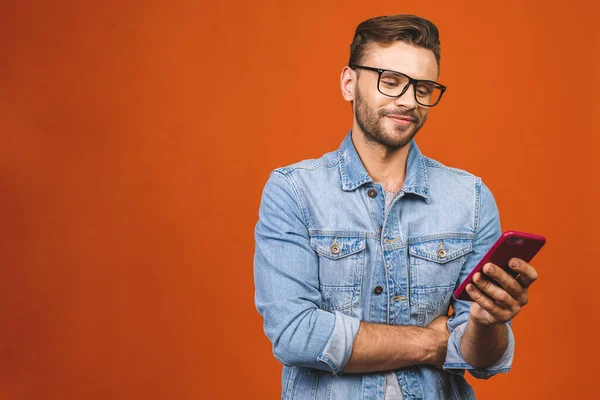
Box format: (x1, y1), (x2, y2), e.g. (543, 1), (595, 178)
(254, 132), (514, 399)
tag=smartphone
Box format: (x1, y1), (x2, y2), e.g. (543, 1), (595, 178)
(453, 230), (546, 302)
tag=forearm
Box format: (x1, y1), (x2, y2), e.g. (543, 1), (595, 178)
(343, 321), (441, 373)
(460, 316), (508, 368)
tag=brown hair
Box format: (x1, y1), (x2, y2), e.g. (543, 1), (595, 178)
(349, 14), (441, 69)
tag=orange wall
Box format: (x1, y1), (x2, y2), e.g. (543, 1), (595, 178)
(0, 1), (598, 399)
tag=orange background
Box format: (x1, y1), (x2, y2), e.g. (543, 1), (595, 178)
(0, 0), (598, 399)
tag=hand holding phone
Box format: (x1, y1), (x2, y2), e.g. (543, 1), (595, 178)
(453, 231), (546, 302)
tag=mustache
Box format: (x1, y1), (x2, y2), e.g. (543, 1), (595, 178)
(379, 109), (420, 121)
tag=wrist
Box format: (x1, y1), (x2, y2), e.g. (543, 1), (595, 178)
(468, 312), (496, 328)
(422, 328), (445, 365)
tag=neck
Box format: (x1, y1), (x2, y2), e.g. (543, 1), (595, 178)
(351, 129), (409, 193)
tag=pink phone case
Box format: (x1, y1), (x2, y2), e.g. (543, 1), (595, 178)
(453, 230), (546, 302)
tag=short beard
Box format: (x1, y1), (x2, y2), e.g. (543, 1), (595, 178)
(354, 85), (427, 150)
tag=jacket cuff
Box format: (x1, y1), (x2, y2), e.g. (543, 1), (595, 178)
(443, 321), (514, 379)
(317, 311), (361, 375)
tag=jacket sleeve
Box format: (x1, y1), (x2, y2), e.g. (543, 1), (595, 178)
(253, 170), (361, 374)
(443, 179), (515, 379)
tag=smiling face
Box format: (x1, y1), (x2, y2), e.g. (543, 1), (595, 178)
(341, 41), (440, 150)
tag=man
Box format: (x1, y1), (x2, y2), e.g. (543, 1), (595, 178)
(254, 14), (538, 399)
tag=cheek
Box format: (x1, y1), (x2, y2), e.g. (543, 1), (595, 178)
(416, 109), (429, 122)
(373, 98), (398, 116)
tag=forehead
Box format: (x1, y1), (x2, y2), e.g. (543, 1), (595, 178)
(361, 41), (439, 80)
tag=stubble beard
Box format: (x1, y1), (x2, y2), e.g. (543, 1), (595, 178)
(354, 86), (427, 150)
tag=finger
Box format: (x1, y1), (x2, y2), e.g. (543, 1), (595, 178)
(466, 282), (513, 320)
(472, 270), (520, 311)
(508, 258), (539, 287)
(481, 263), (525, 301)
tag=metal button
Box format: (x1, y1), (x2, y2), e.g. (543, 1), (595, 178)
(374, 286), (383, 295)
(437, 241), (447, 258)
(367, 189), (377, 198)
(330, 244), (340, 254)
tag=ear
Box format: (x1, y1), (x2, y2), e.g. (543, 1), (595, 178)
(340, 66), (356, 102)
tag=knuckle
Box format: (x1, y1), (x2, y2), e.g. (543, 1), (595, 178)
(485, 301), (497, 313)
(474, 294), (486, 306)
(514, 304), (522, 314)
(508, 280), (523, 293)
(479, 280), (490, 291)
(497, 292), (510, 304)
(509, 281), (521, 293)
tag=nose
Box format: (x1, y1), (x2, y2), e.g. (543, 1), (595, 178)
(394, 82), (418, 110)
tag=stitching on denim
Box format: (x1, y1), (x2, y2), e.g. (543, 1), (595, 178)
(424, 157), (474, 177)
(309, 238), (366, 259)
(283, 366), (299, 399)
(474, 178), (482, 230)
(277, 160), (325, 174)
(420, 156), (430, 193)
(309, 371), (320, 400)
(401, 186), (429, 200)
(320, 298), (356, 312)
(308, 229), (379, 239)
(318, 284), (358, 290)
(384, 233), (476, 251)
(409, 243), (473, 262)
(449, 374), (462, 400)
(325, 374), (335, 399)
(338, 147), (373, 191)
(279, 171), (311, 229)
(411, 283), (455, 292)
(407, 233), (475, 243)
(323, 156), (339, 168)
(317, 353), (339, 376)
(338, 147), (350, 189)
(444, 363), (511, 372)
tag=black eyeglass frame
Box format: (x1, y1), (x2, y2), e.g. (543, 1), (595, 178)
(349, 64), (447, 107)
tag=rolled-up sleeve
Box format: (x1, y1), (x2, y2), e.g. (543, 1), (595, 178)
(443, 180), (515, 379)
(254, 171), (360, 374)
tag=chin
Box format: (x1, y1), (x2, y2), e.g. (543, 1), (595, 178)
(385, 129), (416, 147)
(374, 135), (412, 150)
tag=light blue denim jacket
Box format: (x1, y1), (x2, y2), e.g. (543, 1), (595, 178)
(254, 132), (514, 399)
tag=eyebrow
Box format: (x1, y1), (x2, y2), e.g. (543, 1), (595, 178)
(354, 65), (441, 84)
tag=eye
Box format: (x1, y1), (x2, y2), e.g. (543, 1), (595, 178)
(380, 72), (406, 89)
(381, 80), (400, 88)
(415, 84), (434, 97)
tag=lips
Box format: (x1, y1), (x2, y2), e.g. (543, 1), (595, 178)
(386, 115), (414, 125)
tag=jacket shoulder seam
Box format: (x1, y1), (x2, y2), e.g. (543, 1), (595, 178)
(423, 157), (476, 177)
(271, 170), (311, 228)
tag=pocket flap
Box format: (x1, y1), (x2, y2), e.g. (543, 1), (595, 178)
(409, 238), (472, 264)
(309, 236), (366, 260)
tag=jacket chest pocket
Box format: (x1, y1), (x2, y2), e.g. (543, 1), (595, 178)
(309, 235), (365, 312)
(409, 238), (472, 310)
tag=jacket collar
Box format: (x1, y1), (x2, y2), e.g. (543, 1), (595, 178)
(338, 131), (430, 201)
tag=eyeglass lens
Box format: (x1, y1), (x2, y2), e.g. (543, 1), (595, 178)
(378, 71), (443, 106)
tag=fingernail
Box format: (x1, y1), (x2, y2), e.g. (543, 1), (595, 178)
(510, 259), (519, 268)
(467, 284), (474, 292)
(485, 264), (494, 274)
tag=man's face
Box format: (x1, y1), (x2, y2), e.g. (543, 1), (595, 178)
(351, 41), (439, 150)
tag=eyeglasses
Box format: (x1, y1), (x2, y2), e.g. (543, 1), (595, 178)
(349, 64), (446, 107)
